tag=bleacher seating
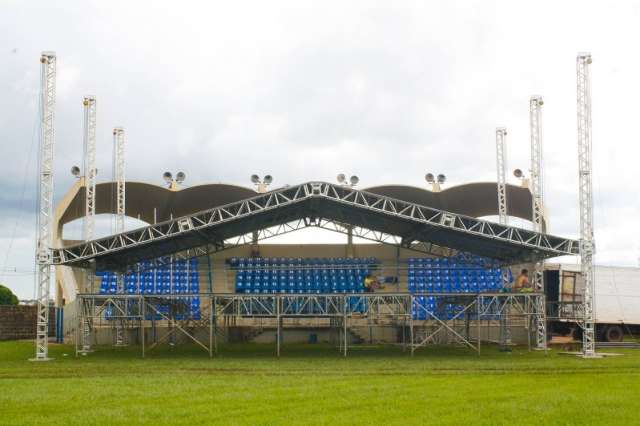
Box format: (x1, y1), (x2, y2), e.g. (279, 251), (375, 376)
(408, 256), (506, 320)
(97, 257), (201, 320)
(229, 257), (379, 294)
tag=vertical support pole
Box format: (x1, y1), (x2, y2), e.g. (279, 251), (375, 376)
(476, 296), (481, 356)
(32, 52), (56, 362)
(141, 296), (145, 358)
(209, 296), (213, 359)
(576, 52), (597, 357)
(75, 296), (80, 357)
(409, 295), (415, 356)
(343, 296), (348, 357)
(276, 296), (281, 358)
(213, 296), (218, 354)
(530, 95), (547, 351)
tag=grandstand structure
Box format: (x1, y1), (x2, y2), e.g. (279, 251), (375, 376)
(33, 51), (596, 359)
(52, 181), (576, 357)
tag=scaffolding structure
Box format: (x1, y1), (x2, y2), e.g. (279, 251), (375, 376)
(576, 53), (596, 357)
(529, 95), (547, 350)
(38, 51), (598, 359)
(32, 52), (56, 361)
(78, 96), (97, 354)
(75, 292), (546, 357)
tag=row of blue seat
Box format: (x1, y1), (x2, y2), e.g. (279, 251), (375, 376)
(229, 257), (379, 267)
(233, 257), (379, 294)
(98, 258), (202, 319)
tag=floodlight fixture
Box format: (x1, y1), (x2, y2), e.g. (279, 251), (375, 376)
(349, 175), (359, 186)
(513, 169), (524, 178)
(426, 171), (446, 191)
(337, 173), (346, 183)
(71, 166), (80, 177)
(163, 172), (173, 183)
(176, 171), (186, 183)
(251, 174), (273, 193)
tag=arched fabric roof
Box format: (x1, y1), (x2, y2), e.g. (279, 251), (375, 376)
(58, 182), (256, 228)
(58, 181), (537, 231)
(364, 183), (535, 223)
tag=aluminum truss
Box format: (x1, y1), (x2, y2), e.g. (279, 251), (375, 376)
(112, 127), (126, 234)
(32, 52), (56, 361)
(529, 95), (547, 350)
(78, 95), (97, 354)
(111, 127), (127, 346)
(495, 127), (513, 347)
(52, 182), (580, 268)
(577, 53), (596, 357)
(495, 127), (508, 226)
(82, 96), (97, 241)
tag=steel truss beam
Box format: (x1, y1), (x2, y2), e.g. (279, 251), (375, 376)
(53, 182), (579, 269)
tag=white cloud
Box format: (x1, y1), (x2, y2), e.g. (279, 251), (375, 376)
(1, 0), (639, 298)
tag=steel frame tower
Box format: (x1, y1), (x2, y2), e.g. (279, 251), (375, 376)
(495, 127), (512, 347)
(82, 96), (97, 241)
(495, 128), (508, 225)
(577, 52), (596, 357)
(78, 96), (98, 353)
(529, 95), (547, 350)
(112, 127), (127, 346)
(112, 127), (125, 234)
(32, 52), (56, 361)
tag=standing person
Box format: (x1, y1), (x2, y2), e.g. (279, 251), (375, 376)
(513, 269), (531, 292)
(364, 274), (377, 292)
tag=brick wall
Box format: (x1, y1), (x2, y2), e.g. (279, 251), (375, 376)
(0, 305), (56, 341)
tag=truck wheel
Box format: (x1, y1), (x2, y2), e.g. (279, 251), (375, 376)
(604, 325), (624, 343)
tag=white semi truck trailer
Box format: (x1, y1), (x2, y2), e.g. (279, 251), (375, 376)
(544, 264), (640, 342)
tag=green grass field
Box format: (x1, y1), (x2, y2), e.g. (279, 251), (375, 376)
(1, 341), (639, 425)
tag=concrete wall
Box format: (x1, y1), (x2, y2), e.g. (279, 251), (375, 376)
(0, 305), (55, 341)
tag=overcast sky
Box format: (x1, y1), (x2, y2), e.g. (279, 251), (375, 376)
(1, 0), (639, 298)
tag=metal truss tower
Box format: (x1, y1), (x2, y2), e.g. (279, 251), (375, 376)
(529, 95), (547, 350)
(78, 96), (98, 353)
(82, 96), (97, 242)
(112, 127), (126, 234)
(32, 52), (56, 361)
(495, 127), (511, 347)
(112, 127), (127, 346)
(495, 127), (508, 225)
(577, 52), (596, 357)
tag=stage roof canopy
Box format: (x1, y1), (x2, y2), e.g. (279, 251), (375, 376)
(52, 182), (579, 270)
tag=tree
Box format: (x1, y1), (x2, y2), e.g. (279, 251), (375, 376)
(0, 284), (19, 305)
